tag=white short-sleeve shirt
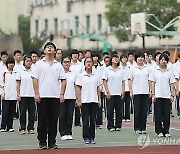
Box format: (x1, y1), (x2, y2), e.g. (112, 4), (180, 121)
(32, 58), (66, 98)
(75, 71), (100, 103)
(16, 67), (34, 97)
(149, 66), (175, 98)
(102, 66), (125, 95)
(3, 70), (17, 100)
(128, 65), (150, 95)
(70, 61), (84, 75)
(64, 70), (76, 99)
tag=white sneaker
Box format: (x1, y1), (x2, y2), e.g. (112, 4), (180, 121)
(61, 135), (68, 141)
(126, 119), (130, 122)
(157, 133), (164, 137)
(122, 119), (126, 122)
(9, 129), (14, 132)
(109, 128), (115, 132)
(67, 135), (73, 140)
(165, 133), (171, 137)
(0, 129), (6, 132)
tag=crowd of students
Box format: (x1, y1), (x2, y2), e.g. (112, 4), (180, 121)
(0, 42), (180, 149)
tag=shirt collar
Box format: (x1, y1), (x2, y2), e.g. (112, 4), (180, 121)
(83, 70), (95, 76)
(42, 57), (57, 65)
(156, 65), (169, 71)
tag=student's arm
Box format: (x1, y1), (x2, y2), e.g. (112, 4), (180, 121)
(103, 79), (111, 100)
(60, 79), (66, 103)
(151, 81), (156, 102)
(75, 85), (82, 107)
(97, 85), (101, 108)
(170, 83), (174, 103)
(121, 81), (125, 99)
(149, 80), (152, 98)
(32, 77), (40, 103)
(16, 80), (21, 102)
(175, 78), (179, 96)
(128, 79), (133, 99)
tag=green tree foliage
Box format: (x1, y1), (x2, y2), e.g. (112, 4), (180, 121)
(18, 15), (45, 54)
(105, 0), (180, 41)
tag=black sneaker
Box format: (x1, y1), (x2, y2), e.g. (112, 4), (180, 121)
(39, 144), (47, 150)
(48, 144), (58, 149)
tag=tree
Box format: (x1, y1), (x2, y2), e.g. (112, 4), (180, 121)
(105, 0), (180, 41)
(18, 15), (45, 54)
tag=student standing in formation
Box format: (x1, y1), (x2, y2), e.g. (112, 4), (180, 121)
(102, 54), (125, 132)
(70, 49), (83, 127)
(13, 50), (23, 119)
(0, 51), (8, 118)
(16, 55), (35, 135)
(32, 42), (66, 150)
(150, 53), (175, 137)
(0, 57), (17, 132)
(59, 56), (76, 141)
(127, 52), (136, 68)
(128, 52), (151, 135)
(175, 59), (180, 118)
(78, 51), (84, 65)
(120, 55), (131, 122)
(92, 52), (103, 129)
(76, 57), (101, 144)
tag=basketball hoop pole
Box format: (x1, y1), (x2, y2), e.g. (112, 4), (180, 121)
(142, 34), (145, 52)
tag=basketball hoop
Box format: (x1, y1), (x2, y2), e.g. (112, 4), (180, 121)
(131, 12), (146, 35)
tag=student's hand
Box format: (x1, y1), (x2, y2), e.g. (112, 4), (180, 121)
(1, 94), (5, 100)
(76, 100), (82, 108)
(17, 95), (21, 102)
(170, 96), (174, 103)
(106, 92), (111, 100)
(176, 91), (179, 97)
(130, 91), (134, 99)
(149, 92), (152, 98)
(121, 92), (125, 99)
(98, 101), (102, 108)
(35, 94), (41, 103)
(60, 94), (65, 103)
(152, 95), (156, 102)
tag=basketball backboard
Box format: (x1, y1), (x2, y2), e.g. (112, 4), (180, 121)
(131, 12), (146, 35)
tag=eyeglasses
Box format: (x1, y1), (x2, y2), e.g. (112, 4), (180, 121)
(63, 61), (70, 63)
(46, 45), (54, 49)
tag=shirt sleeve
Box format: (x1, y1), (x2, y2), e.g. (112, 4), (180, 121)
(149, 71), (155, 82)
(16, 70), (21, 81)
(59, 64), (66, 80)
(102, 68), (108, 80)
(128, 67), (133, 80)
(75, 74), (82, 86)
(31, 63), (39, 79)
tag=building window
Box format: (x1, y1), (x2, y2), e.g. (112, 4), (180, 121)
(35, 19), (39, 37)
(44, 19), (48, 36)
(97, 14), (102, 32)
(54, 18), (58, 34)
(86, 15), (90, 33)
(67, 0), (71, 13)
(75, 16), (79, 35)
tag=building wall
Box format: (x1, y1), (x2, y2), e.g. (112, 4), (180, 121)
(30, 0), (180, 51)
(0, 0), (18, 34)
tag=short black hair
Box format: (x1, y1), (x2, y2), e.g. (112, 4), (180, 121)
(30, 51), (38, 56)
(92, 51), (100, 59)
(6, 57), (15, 67)
(85, 50), (92, 54)
(159, 53), (169, 62)
(109, 54), (120, 66)
(61, 56), (71, 64)
(144, 50), (153, 56)
(103, 52), (109, 56)
(44, 42), (57, 51)
(120, 54), (127, 61)
(128, 51), (134, 57)
(111, 51), (118, 56)
(14, 50), (22, 56)
(162, 50), (170, 57)
(1, 51), (8, 57)
(79, 51), (83, 54)
(71, 49), (79, 57)
(135, 52), (145, 62)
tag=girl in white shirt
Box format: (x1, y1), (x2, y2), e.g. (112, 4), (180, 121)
(150, 53), (175, 137)
(16, 55), (35, 135)
(76, 57), (101, 144)
(102, 54), (125, 131)
(0, 57), (17, 132)
(59, 57), (76, 141)
(128, 52), (151, 135)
